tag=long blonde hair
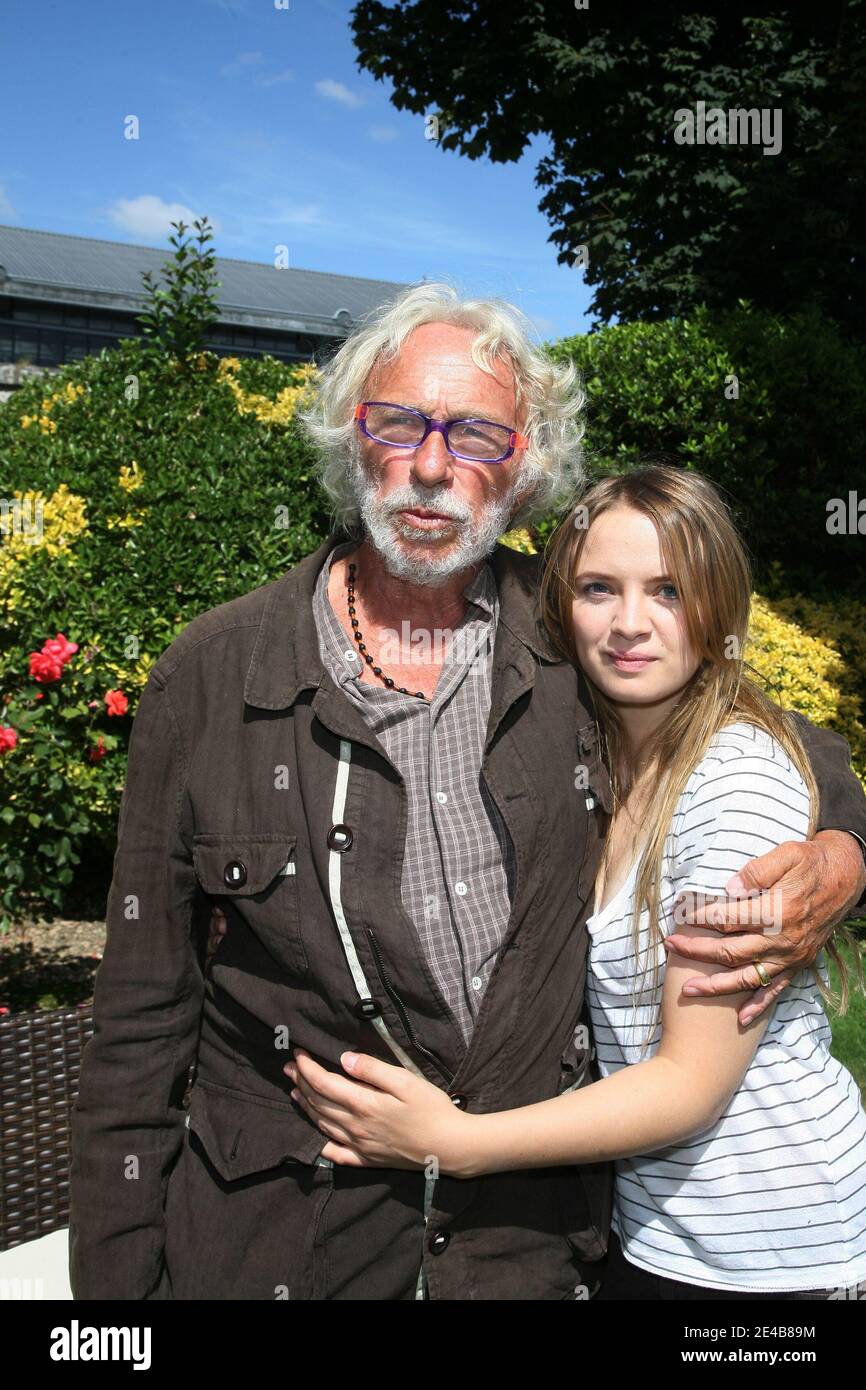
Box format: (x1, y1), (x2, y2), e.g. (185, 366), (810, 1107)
(539, 464), (862, 1045)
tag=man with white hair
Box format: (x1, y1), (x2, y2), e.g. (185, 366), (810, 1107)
(69, 284), (866, 1301)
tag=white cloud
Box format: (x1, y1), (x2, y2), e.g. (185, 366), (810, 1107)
(220, 51), (264, 77)
(315, 79), (365, 109)
(0, 184), (16, 219)
(107, 195), (219, 241)
(368, 125), (398, 143)
(278, 204), (325, 226)
(255, 69), (295, 88)
(221, 52), (292, 85)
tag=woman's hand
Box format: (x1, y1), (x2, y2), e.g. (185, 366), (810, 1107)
(283, 1048), (475, 1176)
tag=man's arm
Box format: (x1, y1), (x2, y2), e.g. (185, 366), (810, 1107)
(68, 667), (204, 1299)
(791, 711), (866, 910)
(666, 716), (866, 1024)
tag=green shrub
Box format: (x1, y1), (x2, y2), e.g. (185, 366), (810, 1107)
(0, 341), (330, 927)
(545, 304), (866, 596)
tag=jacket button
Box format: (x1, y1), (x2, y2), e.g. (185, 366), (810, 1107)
(355, 998), (381, 1020)
(449, 1093), (468, 1109)
(429, 1230), (450, 1254)
(327, 823), (353, 852)
(223, 860), (247, 888)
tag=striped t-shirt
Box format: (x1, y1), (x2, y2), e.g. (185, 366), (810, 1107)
(586, 720), (866, 1293)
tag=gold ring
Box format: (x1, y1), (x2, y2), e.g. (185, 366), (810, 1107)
(753, 960), (772, 989)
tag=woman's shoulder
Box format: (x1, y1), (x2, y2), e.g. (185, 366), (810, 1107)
(668, 719), (812, 879)
(678, 719), (808, 805)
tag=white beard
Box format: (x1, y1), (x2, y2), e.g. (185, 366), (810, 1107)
(348, 449), (522, 587)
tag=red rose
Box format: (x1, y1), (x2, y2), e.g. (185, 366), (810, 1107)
(0, 724), (17, 753)
(42, 633), (79, 666)
(29, 650), (64, 683)
(88, 735), (107, 763)
(104, 689), (129, 717)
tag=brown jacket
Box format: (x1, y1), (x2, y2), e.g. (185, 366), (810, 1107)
(68, 531), (866, 1300)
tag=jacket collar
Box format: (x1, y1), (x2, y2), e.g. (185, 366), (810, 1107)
(244, 529), (564, 711)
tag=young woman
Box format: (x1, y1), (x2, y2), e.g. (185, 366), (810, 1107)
(284, 465), (866, 1300)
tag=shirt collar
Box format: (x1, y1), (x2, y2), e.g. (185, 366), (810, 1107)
(244, 529), (563, 711)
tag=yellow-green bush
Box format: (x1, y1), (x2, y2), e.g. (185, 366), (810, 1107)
(746, 596), (866, 791)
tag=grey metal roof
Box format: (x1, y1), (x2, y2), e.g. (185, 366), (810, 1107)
(0, 224), (409, 333)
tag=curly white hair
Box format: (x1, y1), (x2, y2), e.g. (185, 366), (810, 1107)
(296, 281), (586, 533)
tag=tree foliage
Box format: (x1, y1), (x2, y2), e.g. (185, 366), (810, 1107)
(352, 1), (866, 333)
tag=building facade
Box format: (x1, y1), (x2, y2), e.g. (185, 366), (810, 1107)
(0, 225), (408, 381)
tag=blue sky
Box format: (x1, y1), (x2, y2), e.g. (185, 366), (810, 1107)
(0, 0), (594, 342)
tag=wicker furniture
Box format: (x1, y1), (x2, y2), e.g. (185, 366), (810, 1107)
(0, 1004), (94, 1251)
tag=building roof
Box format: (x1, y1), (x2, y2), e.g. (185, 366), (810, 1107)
(0, 224), (409, 336)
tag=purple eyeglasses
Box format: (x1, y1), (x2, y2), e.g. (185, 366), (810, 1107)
(354, 401), (529, 464)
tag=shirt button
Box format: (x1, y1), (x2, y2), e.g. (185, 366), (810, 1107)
(450, 1093), (468, 1110)
(429, 1231), (450, 1254)
(223, 860), (247, 888)
(326, 823), (353, 852)
(344, 649), (357, 663)
(455, 881), (467, 896)
(471, 975), (483, 991)
(436, 791), (448, 804)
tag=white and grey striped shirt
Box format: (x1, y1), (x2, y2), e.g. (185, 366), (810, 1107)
(586, 720), (866, 1293)
(312, 539), (515, 1046)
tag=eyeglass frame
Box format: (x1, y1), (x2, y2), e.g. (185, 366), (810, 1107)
(354, 401), (530, 464)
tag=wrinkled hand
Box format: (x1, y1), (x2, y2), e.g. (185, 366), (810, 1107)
(666, 831), (865, 1026)
(284, 1048), (470, 1175)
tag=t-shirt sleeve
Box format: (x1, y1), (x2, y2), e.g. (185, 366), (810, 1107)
(668, 728), (813, 903)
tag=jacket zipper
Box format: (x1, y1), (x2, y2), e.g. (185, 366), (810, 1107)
(365, 927), (454, 1085)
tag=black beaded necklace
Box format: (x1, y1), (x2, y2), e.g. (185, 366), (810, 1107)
(346, 561), (429, 701)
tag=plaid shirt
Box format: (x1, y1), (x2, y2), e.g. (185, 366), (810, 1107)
(312, 539), (515, 1046)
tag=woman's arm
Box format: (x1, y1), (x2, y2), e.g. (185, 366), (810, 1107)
(286, 726), (806, 1177)
(454, 920), (771, 1175)
(287, 919), (770, 1177)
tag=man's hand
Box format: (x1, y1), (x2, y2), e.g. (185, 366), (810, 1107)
(666, 831), (865, 1026)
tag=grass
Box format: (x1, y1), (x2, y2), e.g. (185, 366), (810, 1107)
(828, 933), (866, 1100)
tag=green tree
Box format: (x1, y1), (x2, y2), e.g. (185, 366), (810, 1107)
(352, 1), (865, 333)
(137, 217), (221, 368)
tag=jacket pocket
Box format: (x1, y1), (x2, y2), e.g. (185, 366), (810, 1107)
(186, 1077), (329, 1181)
(192, 832), (308, 978)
